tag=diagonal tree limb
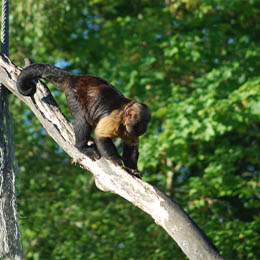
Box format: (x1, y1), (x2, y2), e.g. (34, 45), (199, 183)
(0, 54), (223, 260)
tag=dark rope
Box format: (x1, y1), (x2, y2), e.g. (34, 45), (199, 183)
(0, 0), (9, 96)
(1, 0), (9, 56)
(0, 1), (22, 258)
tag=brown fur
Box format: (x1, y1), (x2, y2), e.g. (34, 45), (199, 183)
(16, 63), (151, 175)
(95, 101), (139, 146)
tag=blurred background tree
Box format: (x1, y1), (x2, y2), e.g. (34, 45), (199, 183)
(5, 0), (260, 259)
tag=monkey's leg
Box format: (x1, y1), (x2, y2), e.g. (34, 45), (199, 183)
(74, 120), (100, 160)
(65, 89), (100, 160)
(95, 136), (122, 166)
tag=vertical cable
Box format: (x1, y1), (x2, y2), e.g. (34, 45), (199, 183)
(0, 1), (23, 258)
(0, 0), (9, 95)
(1, 0), (9, 56)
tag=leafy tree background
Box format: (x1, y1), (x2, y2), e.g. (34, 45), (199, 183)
(5, 0), (260, 259)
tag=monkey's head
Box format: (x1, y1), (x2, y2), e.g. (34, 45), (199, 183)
(124, 102), (151, 137)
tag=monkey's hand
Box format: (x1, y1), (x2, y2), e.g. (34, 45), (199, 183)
(109, 157), (141, 178)
(125, 168), (142, 179)
(109, 156), (123, 167)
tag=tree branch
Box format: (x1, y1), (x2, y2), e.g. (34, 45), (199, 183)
(0, 54), (223, 260)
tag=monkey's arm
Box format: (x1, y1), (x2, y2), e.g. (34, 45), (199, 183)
(94, 112), (123, 165)
(95, 137), (141, 178)
(95, 137), (122, 165)
(122, 143), (139, 170)
(74, 120), (100, 160)
(122, 143), (142, 178)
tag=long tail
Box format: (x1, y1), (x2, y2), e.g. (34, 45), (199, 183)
(17, 63), (71, 96)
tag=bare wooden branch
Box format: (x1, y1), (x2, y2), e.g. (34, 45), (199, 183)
(0, 54), (223, 260)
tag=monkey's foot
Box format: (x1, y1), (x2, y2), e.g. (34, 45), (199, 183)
(72, 158), (81, 165)
(79, 146), (101, 161)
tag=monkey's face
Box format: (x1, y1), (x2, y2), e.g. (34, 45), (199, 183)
(129, 120), (150, 136)
(125, 103), (151, 137)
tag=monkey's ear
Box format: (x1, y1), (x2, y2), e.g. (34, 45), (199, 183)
(125, 106), (133, 119)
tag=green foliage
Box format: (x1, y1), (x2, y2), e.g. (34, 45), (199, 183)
(7, 0), (260, 259)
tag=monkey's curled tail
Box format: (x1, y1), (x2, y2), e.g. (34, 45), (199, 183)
(17, 63), (71, 96)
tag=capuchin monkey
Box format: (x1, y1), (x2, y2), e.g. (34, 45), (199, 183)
(17, 63), (151, 177)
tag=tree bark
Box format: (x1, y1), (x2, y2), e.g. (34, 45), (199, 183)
(0, 54), (223, 260)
